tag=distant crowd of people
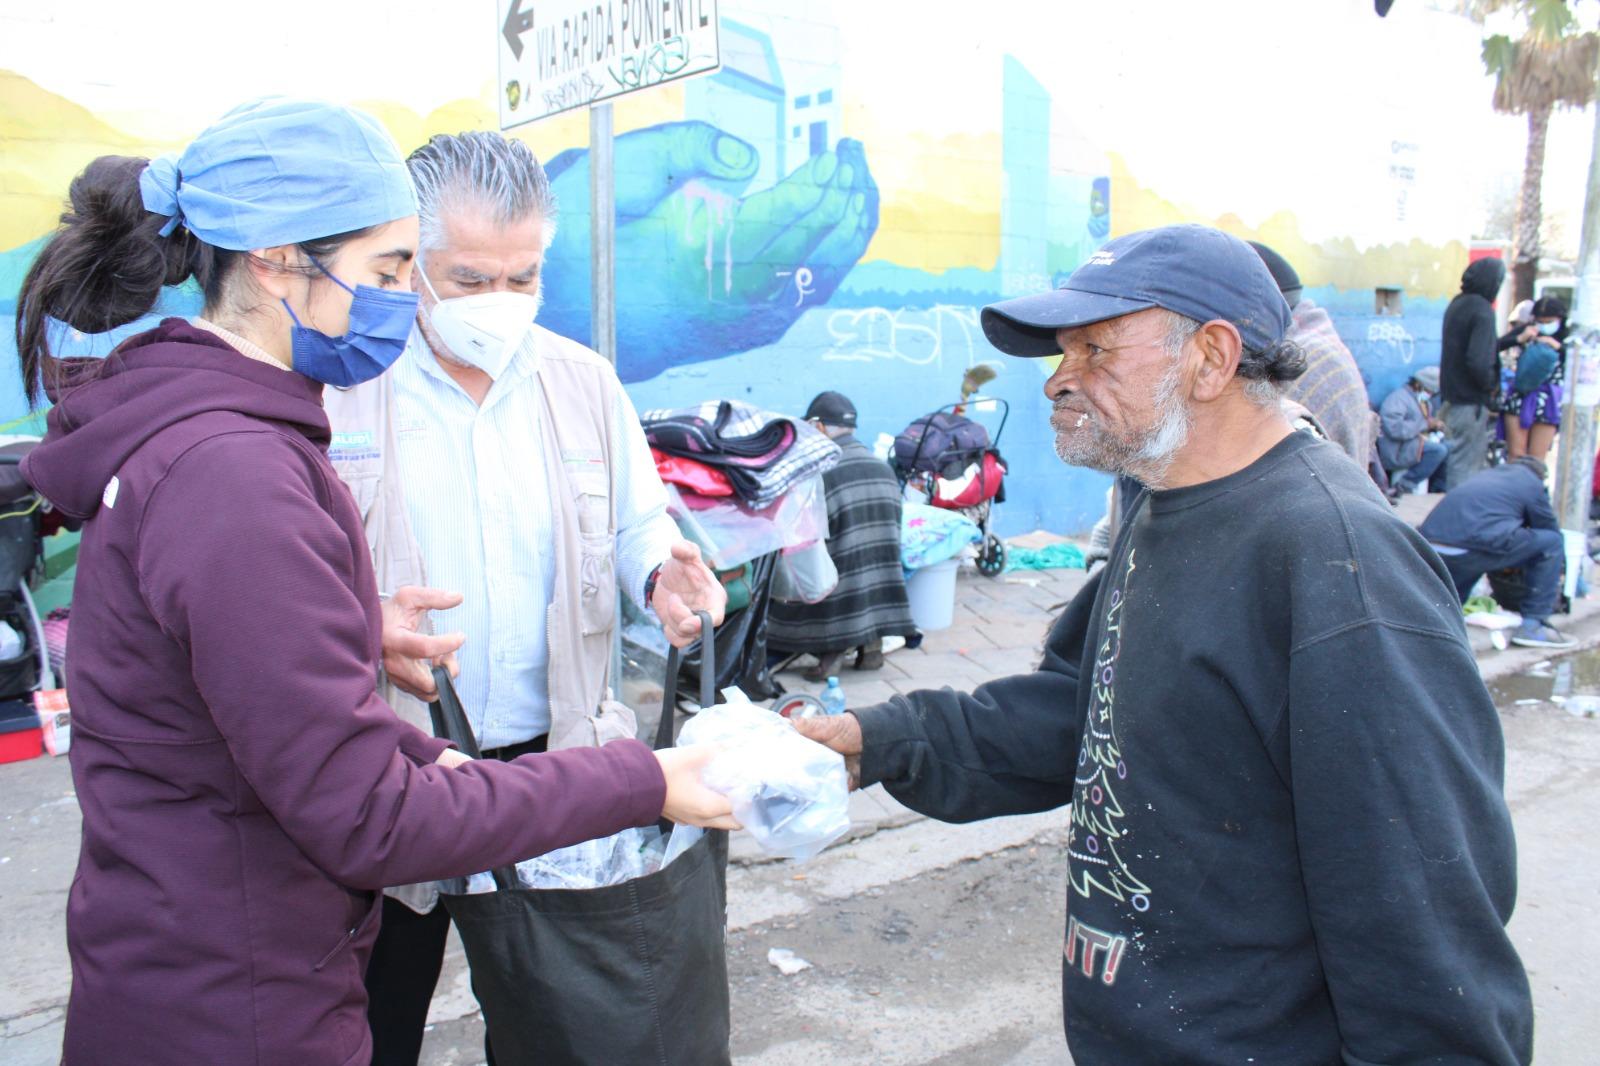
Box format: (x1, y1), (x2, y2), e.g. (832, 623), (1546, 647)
(1246, 243), (1578, 650)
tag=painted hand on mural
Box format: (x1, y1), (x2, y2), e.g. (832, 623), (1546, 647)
(540, 120), (879, 382)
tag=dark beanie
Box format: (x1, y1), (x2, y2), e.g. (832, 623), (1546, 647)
(804, 390), (857, 428)
(1247, 241), (1302, 296)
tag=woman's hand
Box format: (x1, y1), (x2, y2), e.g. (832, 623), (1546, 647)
(435, 747), (472, 769)
(654, 747), (741, 829)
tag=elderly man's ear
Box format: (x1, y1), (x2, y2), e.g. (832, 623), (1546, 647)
(1190, 320), (1245, 403)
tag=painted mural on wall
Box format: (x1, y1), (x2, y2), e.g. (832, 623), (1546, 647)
(0, 0), (1504, 536)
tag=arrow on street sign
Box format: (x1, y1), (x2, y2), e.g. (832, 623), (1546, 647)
(503, 0), (533, 60)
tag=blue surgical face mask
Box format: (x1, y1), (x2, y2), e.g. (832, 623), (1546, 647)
(1538, 320), (1561, 336)
(282, 259), (419, 387)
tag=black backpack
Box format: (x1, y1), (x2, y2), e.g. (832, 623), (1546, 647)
(894, 411), (992, 478)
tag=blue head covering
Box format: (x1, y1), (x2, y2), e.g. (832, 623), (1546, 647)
(139, 97), (417, 251)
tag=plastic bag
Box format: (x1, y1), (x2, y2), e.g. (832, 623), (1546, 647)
(460, 824), (697, 894)
(771, 540), (839, 604)
(665, 476), (828, 570)
(676, 689), (850, 861)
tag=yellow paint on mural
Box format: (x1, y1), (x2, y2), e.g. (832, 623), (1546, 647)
(1109, 153), (1466, 300)
(3, 68), (1466, 300)
(842, 105), (1002, 270)
(0, 71), (183, 250)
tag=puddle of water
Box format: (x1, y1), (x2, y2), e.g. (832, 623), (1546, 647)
(1488, 650), (1600, 719)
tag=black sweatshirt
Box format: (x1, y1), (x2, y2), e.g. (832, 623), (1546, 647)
(1439, 259), (1506, 406)
(856, 433), (1532, 1065)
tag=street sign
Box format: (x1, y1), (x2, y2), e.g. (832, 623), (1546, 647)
(498, 0), (721, 128)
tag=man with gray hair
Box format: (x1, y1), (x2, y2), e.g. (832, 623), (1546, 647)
(796, 225), (1531, 1063)
(325, 129), (725, 1064)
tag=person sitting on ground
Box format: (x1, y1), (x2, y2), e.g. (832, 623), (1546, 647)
(767, 391), (916, 681)
(1418, 455), (1574, 649)
(1377, 365), (1446, 499)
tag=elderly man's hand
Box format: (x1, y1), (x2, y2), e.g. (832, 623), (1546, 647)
(791, 712), (863, 791)
(381, 586), (466, 701)
(651, 541), (727, 647)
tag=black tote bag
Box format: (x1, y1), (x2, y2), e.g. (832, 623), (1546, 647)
(432, 613), (730, 1065)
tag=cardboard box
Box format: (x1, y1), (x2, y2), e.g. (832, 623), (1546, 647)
(34, 689), (69, 756)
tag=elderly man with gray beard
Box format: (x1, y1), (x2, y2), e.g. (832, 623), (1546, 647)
(796, 225), (1532, 1065)
(324, 131), (726, 1065)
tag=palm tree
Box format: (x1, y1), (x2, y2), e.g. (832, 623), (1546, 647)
(1480, 0), (1599, 301)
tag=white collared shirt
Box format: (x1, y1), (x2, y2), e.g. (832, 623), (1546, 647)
(389, 325), (677, 749)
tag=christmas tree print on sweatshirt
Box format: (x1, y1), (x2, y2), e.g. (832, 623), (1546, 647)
(1065, 548), (1147, 986)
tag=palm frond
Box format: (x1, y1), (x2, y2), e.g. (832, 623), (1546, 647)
(1487, 30), (1599, 112)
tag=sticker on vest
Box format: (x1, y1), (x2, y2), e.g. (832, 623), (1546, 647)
(329, 430), (381, 463)
(562, 448), (606, 471)
(102, 476), (120, 510)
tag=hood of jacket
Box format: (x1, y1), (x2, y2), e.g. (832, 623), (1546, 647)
(21, 318), (329, 520)
(1460, 258), (1506, 302)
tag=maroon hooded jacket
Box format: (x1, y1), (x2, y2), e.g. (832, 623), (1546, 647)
(24, 321), (667, 1065)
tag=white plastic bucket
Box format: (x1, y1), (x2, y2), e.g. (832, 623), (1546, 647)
(906, 558), (960, 631)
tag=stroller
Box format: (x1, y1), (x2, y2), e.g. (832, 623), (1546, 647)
(892, 400), (1010, 577)
(0, 439), (55, 713)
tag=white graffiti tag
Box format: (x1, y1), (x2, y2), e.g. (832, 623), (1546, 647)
(1367, 320), (1416, 364)
(823, 305), (983, 368)
(775, 267), (816, 307)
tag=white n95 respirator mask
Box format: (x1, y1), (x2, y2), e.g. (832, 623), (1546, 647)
(419, 266), (539, 379)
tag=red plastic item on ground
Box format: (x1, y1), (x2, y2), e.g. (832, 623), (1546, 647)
(652, 448), (736, 497)
(0, 698), (42, 763)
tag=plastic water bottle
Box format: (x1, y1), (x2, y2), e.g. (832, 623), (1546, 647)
(820, 676), (847, 716)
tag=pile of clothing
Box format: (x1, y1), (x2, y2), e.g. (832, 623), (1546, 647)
(643, 400), (840, 509)
(640, 400), (842, 699)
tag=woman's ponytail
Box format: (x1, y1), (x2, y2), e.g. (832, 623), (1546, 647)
(14, 156), (198, 407)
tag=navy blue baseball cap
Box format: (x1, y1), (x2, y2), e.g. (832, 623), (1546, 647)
(981, 224), (1292, 358)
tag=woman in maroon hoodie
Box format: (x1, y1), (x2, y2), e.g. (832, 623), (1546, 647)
(14, 98), (735, 1066)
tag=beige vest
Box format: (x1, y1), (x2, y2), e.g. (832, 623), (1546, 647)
(325, 326), (636, 751)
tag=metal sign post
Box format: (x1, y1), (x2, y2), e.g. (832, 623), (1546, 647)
(1555, 85), (1600, 542)
(590, 102), (616, 363)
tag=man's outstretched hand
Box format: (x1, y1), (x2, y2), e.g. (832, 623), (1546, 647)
(791, 712), (863, 791)
(381, 585), (466, 700)
(651, 540), (728, 647)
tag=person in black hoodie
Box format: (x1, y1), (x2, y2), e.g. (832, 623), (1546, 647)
(796, 225), (1532, 1065)
(1439, 257), (1507, 489)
